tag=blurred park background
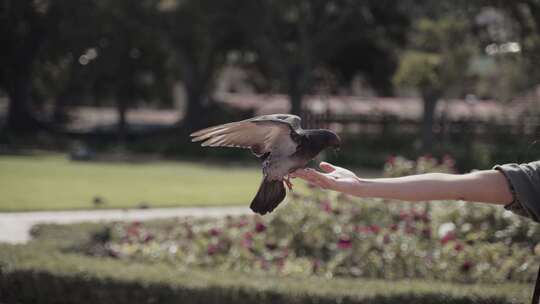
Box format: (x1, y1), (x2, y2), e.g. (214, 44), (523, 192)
(2, 0), (540, 303)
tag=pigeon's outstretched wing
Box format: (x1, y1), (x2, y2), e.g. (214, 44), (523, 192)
(190, 114), (302, 158)
(191, 114), (304, 215)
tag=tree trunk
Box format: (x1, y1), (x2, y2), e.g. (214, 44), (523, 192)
(6, 70), (41, 134)
(182, 86), (207, 134)
(288, 65), (304, 115)
(117, 97), (128, 143)
(420, 90), (441, 152)
(289, 86), (303, 116)
(53, 92), (70, 125)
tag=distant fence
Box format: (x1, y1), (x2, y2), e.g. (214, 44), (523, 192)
(301, 111), (540, 143)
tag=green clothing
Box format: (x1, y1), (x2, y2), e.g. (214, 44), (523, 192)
(494, 161), (540, 222)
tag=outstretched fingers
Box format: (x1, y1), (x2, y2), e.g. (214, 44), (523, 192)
(304, 168), (335, 189)
(319, 162), (336, 173)
(290, 164), (340, 190)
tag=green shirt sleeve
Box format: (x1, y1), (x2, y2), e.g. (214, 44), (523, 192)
(493, 161), (540, 222)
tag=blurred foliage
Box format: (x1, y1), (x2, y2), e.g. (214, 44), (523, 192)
(77, 156), (540, 284)
(241, 0), (412, 114)
(394, 51), (443, 92)
(2, 0), (540, 172)
(0, 237), (523, 303)
(394, 17), (477, 95)
(382, 155), (455, 177)
(394, 15), (479, 151)
(487, 0), (540, 86)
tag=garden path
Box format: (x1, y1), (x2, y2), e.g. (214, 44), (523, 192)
(0, 206), (250, 244)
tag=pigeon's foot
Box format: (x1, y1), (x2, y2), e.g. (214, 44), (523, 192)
(284, 175), (293, 191)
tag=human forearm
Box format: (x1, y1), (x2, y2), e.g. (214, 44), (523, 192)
(292, 163), (514, 206)
(357, 171), (513, 204)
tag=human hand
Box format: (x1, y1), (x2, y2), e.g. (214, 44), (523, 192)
(290, 162), (363, 196)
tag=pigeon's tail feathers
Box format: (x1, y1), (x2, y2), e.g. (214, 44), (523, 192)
(250, 178), (286, 215)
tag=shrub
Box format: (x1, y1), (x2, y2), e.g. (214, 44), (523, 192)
(383, 154), (456, 177)
(76, 157), (540, 285)
(0, 240), (528, 304)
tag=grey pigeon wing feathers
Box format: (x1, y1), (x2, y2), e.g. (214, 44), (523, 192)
(190, 114), (301, 157)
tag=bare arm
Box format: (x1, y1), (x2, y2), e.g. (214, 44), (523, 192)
(291, 162), (514, 205)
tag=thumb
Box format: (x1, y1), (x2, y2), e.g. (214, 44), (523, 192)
(319, 162), (336, 173)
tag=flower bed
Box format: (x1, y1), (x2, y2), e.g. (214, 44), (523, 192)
(84, 195), (540, 284)
(83, 156), (540, 284)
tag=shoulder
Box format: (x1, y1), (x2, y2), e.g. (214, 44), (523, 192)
(493, 160), (540, 222)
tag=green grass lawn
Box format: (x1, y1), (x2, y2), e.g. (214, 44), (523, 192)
(0, 154), (263, 211)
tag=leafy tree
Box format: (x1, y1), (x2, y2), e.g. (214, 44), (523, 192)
(34, 0), (102, 124)
(487, 1), (540, 86)
(86, 0), (170, 141)
(1, 0), (172, 140)
(394, 17), (478, 151)
(0, 0), (48, 133)
(37, 0), (170, 140)
(243, 0), (411, 115)
(158, 0), (248, 132)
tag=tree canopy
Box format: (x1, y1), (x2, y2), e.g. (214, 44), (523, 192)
(1, 0), (538, 139)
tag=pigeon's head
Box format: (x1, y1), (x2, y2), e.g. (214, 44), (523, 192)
(319, 130), (341, 150)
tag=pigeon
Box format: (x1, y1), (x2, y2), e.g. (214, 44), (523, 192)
(190, 114), (341, 215)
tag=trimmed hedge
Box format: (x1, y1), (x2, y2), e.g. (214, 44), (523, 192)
(0, 223), (532, 304)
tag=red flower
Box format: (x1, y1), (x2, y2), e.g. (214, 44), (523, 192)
(209, 227), (221, 236)
(242, 238), (253, 249)
(337, 235), (352, 249)
(405, 225), (416, 235)
(235, 217), (249, 228)
(440, 232), (456, 245)
(142, 233), (154, 243)
(356, 225), (380, 234)
(399, 210), (410, 221)
(454, 242), (464, 252)
(127, 225), (139, 237)
(390, 223), (399, 231)
(207, 244), (219, 255)
(356, 226), (370, 233)
(461, 261), (473, 272)
(242, 232), (253, 249)
(255, 222), (266, 233)
(321, 200), (332, 213)
(421, 227), (431, 239)
(369, 225), (381, 234)
(413, 210), (430, 223)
